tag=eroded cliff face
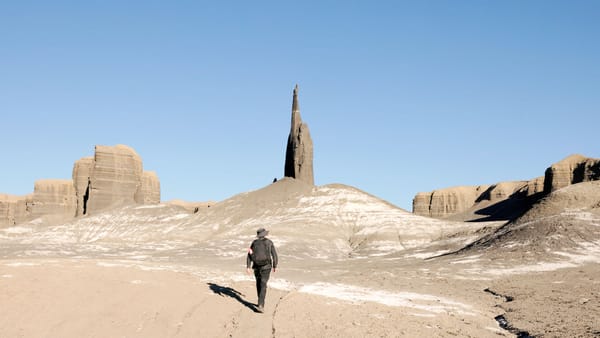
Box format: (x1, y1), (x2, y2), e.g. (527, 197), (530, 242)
(544, 154), (600, 193)
(520, 176), (545, 197)
(0, 194), (31, 227)
(414, 185), (491, 218)
(0, 180), (76, 227)
(413, 155), (600, 220)
(136, 171), (161, 205)
(30, 180), (77, 220)
(1, 145), (160, 227)
(84, 145), (144, 213)
(72, 145), (161, 216)
(73, 157), (94, 217)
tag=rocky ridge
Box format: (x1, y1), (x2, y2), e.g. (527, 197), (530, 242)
(413, 154), (600, 220)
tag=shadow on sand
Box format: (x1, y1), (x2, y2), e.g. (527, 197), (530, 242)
(207, 283), (258, 313)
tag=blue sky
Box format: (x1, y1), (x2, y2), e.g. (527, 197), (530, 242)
(1, 1), (599, 210)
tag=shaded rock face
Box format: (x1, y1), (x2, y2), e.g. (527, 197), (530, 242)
(284, 85), (314, 185)
(73, 145), (161, 215)
(413, 154), (600, 220)
(544, 154), (600, 193)
(1, 144), (160, 227)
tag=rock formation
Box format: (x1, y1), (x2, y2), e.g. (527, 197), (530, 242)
(518, 176), (545, 197)
(476, 181), (527, 203)
(0, 194), (31, 227)
(413, 154), (600, 220)
(543, 154), (600, 193)
(85, 145), (143, 213)
(72, 156), (94, 216)
(413, 185), (490, 218)
(0, 180), (76, 227)
(136, 171), (161, 205)
(1, 144), (160, 227)
(29, 180), (77, 220)
(284, 85), (314, 185)
(73, 145), (161, 215)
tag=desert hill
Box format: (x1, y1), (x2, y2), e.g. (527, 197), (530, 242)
(1, 178), (489, 264)
(2, 178), (513, 337)
(2, 177), (600, 336)
(453, 180), (600, 256)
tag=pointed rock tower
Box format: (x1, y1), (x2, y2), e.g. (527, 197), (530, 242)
(284, 84), (314, 185)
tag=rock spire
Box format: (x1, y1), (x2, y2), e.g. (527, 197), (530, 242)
(284, 85), (314, 185)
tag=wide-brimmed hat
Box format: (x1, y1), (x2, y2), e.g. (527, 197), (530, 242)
(256, 228), (269, 237)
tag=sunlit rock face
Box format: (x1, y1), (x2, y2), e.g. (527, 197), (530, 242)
(414, 185), (490, 218)
(74, 145), (161, 215)
(0, 194), (30, 228)
(30, 179), (77, 220)
(1, 180), (76, 228)
(520, 176), (545, 197)
(136, 171), (161, 205)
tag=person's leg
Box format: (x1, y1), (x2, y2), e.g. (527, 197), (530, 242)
(257, 267), (271, 309)
(253, 268), (261, 303)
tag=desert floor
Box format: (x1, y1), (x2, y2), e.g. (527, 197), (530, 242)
(2, 255), (598, 337)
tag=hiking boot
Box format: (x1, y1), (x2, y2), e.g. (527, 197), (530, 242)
(257, 305), (264, 313)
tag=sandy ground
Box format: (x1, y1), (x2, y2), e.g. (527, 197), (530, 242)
(488, 265), (600, 338)
(1, 259), (510, 338)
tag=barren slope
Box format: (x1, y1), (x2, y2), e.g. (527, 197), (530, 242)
(2, 179), (599, 337)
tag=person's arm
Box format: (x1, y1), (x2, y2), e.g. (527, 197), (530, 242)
(271, 241), (278, 272)
(246, 242), (253, 273)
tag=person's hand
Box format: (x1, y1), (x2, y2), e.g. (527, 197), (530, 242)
(246, 268), (252, 275)
(272, 268), (276, 273)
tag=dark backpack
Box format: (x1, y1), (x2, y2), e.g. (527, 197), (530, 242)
(251, 239), (271, 266)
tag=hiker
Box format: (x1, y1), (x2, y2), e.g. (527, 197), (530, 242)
(246, 227), (278, 313)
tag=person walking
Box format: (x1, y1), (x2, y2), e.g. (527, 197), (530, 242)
(246, 228), (278, 313)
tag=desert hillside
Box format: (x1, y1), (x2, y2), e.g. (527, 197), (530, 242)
(2, 178), (600, 337)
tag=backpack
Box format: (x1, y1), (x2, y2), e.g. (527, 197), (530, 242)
(251, 239), (271, 266)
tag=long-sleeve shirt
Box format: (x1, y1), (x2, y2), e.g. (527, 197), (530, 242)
(246, 237), (278, 269)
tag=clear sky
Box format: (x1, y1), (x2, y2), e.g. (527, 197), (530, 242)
(1, 1), (599, 210)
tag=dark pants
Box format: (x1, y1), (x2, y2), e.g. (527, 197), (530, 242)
(253, 265), (271, 307)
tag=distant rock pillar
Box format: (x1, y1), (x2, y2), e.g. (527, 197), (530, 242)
(284, 84), (314, 185)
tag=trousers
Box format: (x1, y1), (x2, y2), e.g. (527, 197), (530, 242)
(253, 265), (271, 307)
